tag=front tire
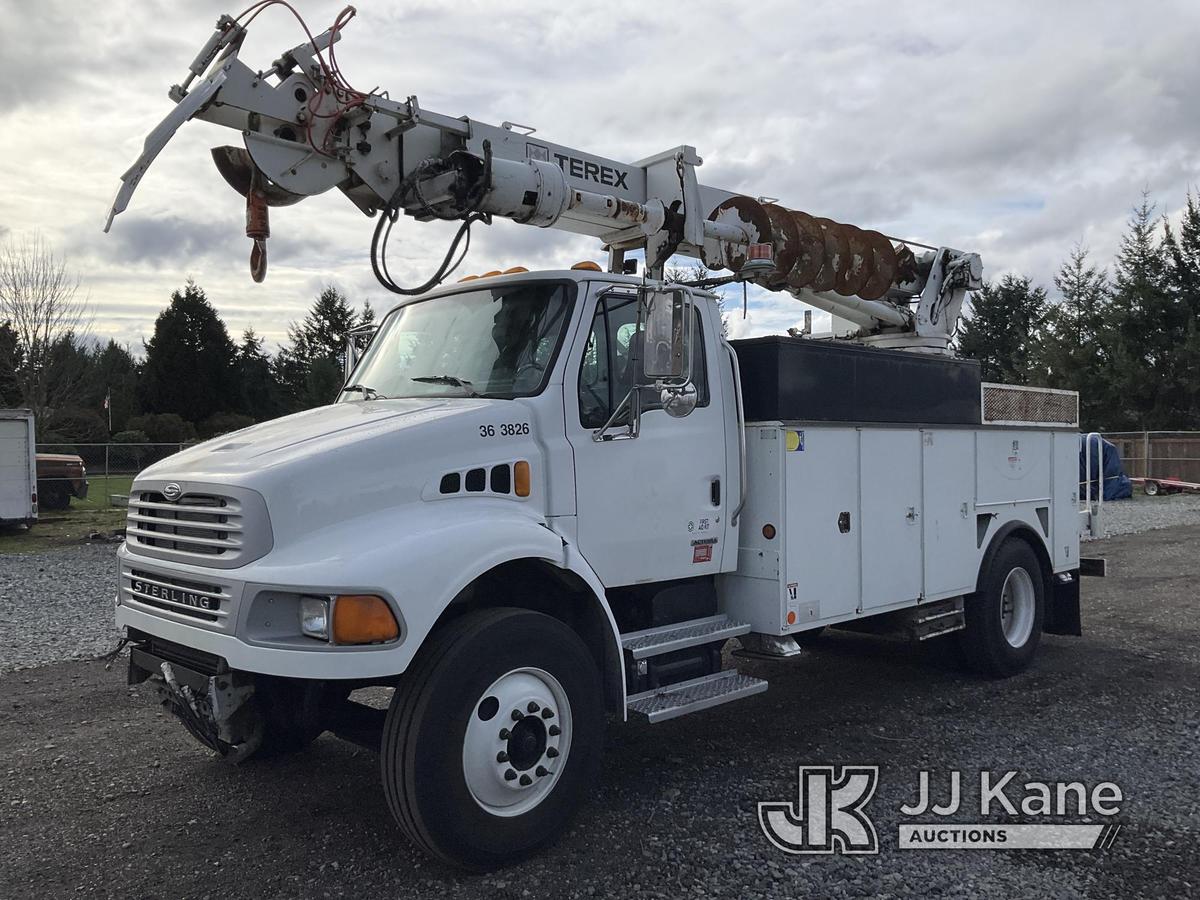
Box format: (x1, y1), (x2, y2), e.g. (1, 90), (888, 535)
(382, 608), (604, 869)
(961, 538), (1045, 677)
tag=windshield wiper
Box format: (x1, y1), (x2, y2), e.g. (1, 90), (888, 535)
(342, 383), (385, 399)
(411, 375), (479, 397)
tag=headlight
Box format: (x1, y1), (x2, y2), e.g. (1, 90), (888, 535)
(299, 596), (330, 640)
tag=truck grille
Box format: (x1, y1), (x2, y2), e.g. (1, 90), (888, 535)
(126, 491), (243, 559)
(121, 567), (232, 625)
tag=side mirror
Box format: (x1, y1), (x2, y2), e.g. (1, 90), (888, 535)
(661, 382), (699, 418)
(640, 286), (690, 382)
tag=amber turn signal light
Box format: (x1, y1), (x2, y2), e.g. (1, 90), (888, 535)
(514, 460), (531, 497)
(332, 594), (399, 644)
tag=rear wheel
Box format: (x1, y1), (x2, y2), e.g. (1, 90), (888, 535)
(382, 608), (604, 869)
(961, 538), (1045, 677)
(1144, 480), (1160, 496)
(38, 483), (70, 510)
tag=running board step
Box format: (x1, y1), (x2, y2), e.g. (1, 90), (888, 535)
(620, 614), (752, 660)
(626, 670), (767, 724)
(910, 598), (965, 641)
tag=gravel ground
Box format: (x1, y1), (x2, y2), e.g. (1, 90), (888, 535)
(0, 544), (121, 674)
(1, 527), (1198, 898)
(1095, 493), (1200, 538)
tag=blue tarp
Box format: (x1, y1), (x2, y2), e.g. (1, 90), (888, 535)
(1079, 434), (1133, 501)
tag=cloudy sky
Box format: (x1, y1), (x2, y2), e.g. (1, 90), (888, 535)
(1, 0), (1197, 350)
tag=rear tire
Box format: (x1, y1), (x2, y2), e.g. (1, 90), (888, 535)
(381, 608), (604, 869)
(1144, 480), (1160, 496)
(39, 483), (70, 510)
(961, 538), (1045, 678)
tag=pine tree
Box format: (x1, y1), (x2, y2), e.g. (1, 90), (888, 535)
(236, 329), (281, 422)
(1040, 245), (1112, 428)
(1105, 195), (1181, 429)
(139, 280), (239, 423)
(958, 274), (1049, 385)
(1163, 191), (1200, 426)
(274, 285), (373, 411)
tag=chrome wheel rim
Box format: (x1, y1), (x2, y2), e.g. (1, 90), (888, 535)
(1000, 567), (1036, 648)
(462, 667), (571, 817)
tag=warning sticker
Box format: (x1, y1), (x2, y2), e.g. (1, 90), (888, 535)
(693, 544), (713, 564)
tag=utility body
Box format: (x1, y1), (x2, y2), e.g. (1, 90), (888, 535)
(106, 5), (1097, 868)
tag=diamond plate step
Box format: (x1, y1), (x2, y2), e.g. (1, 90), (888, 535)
(626, 670), (768, 724)
(620, 614), (752, 660)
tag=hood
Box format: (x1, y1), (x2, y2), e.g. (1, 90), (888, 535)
(141, 398), (491, 480)
(133, 397), (549, 552)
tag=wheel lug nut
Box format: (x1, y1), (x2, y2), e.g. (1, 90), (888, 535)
(541, 708), (554, 719)
(519, 774), (532, 786)
(548, 724), (561, 737)
(499, 728), (511, 740)
(536, 765), (549, 777)
(497, 751), (509, 763)
(527, 701), (540, 713)
(511, 709), (523, 721)
(504, 769), (517, 781)
(546, 746), (559, 758)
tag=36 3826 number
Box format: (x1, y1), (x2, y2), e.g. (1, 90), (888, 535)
(479, 423), (530, 437)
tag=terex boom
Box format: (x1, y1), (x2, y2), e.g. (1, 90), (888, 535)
(106, 4), (1100, 868)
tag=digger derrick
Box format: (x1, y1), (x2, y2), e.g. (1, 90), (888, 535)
(104, 3), (982, 352)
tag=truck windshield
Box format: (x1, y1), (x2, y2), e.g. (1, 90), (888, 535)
(342, 281), (574, 400)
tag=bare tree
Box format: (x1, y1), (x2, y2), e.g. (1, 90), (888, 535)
(0, 233), (92, 424)
(665, 261), (730, 337)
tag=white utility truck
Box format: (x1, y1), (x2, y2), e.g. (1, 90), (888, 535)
(105, 5), (1099, 868)
(0, 409), (38, 529)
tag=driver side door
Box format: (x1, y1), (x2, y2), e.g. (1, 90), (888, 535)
(564, 287), (729, 587)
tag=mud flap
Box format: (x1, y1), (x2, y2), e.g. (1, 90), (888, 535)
(1044, 571), (1082, 636)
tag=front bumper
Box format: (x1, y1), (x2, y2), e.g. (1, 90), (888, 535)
(115, 545), (408, 680)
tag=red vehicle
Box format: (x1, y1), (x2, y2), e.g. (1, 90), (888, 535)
(1131, 476), (1200, 497)
(35, 453), (89, 510)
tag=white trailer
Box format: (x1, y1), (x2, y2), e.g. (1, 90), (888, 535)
(0, 409), (37, 529)
(102, 7), (1100, 869)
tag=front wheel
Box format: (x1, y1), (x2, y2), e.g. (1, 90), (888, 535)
(382, 608), (604, 869)
(961, 538), (1045, 677)
(1144, 480), (1160, 496)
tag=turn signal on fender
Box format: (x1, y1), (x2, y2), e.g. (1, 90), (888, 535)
(332, 595), (400, 644)
(514, 460), (531, 497)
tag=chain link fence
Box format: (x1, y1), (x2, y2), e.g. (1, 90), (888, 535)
(34, 443), (187, 509)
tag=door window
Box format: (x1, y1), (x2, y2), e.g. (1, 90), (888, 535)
(578, 294), (709, 428)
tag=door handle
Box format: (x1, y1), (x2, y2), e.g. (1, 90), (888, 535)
(710, 478), (721, 506)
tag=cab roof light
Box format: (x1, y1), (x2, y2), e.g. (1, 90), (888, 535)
(571, 261), (602, 271)
(503, 266), (529, 274)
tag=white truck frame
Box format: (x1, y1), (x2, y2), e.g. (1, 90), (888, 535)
(104, 6), (1095, 869)
(0, 409), (38, 529)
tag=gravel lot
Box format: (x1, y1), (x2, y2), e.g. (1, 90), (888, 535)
(1, 527), (1198, 898)
(0, 544), (121, 674)
(1095, 492), (1200, 538)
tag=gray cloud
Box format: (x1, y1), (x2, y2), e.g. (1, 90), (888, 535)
(2, 0), (1198, 346)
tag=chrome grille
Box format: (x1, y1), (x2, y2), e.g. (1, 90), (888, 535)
(121, 567), (232, 625)
(126, 491), (243, 558)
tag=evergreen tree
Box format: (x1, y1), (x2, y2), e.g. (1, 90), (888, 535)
(80, 340), (138, 433)
(1163, 192), (1200, 427)
(274, 285), (373, 411)
(958, 274), (1049, 385)
(1040, 245), (1112, 428)
(236, 329), (281, 422)
(139, 280), (238, 423)
(0, 320), (23, 407)
(1105, 195), (1181, 429)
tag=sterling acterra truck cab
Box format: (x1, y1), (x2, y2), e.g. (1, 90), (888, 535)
(106, 5), (1100, 868)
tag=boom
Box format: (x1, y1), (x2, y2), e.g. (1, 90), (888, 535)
(105, 4), (982, 352)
